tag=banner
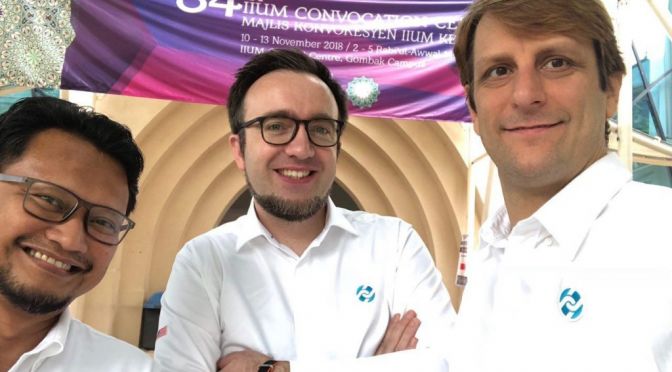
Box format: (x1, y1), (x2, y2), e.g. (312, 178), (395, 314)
(1, 1), (471, 121)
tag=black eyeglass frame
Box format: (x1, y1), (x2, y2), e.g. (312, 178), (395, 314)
(239, 115), (344, 147)
(0, 173), (135, 245)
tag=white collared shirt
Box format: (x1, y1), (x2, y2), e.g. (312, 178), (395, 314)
(9, 309), (152, 372)
(452, 153), (672, 372)
(155, 199), (454, 372)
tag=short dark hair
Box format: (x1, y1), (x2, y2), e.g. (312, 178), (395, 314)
(0, 96), (144, 214)
(227, 48), (348, 151)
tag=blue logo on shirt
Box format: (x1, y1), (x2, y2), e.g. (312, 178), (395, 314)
(559, 288), (583, 321)
(356, 285), (376, 303)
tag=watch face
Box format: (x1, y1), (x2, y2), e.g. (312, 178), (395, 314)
(258, 360), (276, 372)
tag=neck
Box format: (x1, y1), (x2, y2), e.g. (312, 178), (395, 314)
(501, 185), (555, 228)
(500, 169), (575, 228)
(254, 202), (327, 256)
(0, 298), (61, 371)
(501, 151), (607, 228)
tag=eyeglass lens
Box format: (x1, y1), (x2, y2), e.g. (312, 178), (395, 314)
(24, 180), (130, 244)
(260, 117), (339, 146)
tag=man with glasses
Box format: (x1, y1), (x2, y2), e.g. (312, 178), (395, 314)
(155, 49), (454, 372)
(0, 96), (151, 371)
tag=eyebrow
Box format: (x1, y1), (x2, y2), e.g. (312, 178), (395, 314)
(256, 110), (336, 120)
(474, 40), (585, 73)
(260, 109), (293, 118)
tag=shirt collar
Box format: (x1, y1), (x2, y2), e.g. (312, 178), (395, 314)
(21, 309), (72, 361)
(534, 152), (630, 261)
(323, 198), (358, 236)
(479, 206), (511, 252)
(233, 201), (267, 251)
(234, 197), (358, 251)
(479, 153), (630, 262)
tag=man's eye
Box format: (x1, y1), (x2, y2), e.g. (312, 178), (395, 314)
(311, 125), (332, 136)
(486, 66), (511, 78)
(263, 120), (291, 132)
(543, 58), (570, 70)
(89, 217), (120, 233)
(266, 123), (284, 131)
(32, 194), (67, 212)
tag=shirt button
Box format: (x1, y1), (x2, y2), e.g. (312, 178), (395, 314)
(543, 237), (554, 247)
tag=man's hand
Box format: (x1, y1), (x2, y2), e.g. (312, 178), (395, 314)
(217, 350), (289, 372)
(374, 310), (421, 355)
(217, 350), (268, 372)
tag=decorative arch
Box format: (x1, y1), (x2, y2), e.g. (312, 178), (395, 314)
(79, 95), (469, 345)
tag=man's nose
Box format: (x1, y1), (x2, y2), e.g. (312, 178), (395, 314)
(511, 67), (547, 110)
(284, 124), (315, 159)
(44, 209), (89, 254)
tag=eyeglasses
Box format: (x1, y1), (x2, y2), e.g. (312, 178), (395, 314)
(240, 116), (343, 147)
(0, 173), (134, 245)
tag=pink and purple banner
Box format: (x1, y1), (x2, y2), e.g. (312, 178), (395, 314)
(2, 1), (472, 121)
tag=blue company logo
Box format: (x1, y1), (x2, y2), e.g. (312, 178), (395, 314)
(356, 285), (376, 303)
(558, 288), (584, 321)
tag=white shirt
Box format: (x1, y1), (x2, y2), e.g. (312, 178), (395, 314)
(452, 153), (672, 372)
(154, 199), (454, 372)
(9, 309), (152, 372)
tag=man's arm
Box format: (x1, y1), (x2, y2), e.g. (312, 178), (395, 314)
(154, 243), (222, 372)
(217, 350), (289, 372)
(290, 221), (454, 371)
(216, 310), (421, 372)
(390, 222), (456, 350)
(374, 311), (421, 355)
(217, 348), (448, 372)
(217, 221), (454, 372)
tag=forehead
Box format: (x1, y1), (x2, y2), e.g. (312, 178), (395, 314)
(4, 129), (129, 212)
(243, 69), (338, 119)
(472, 14), (592, 63)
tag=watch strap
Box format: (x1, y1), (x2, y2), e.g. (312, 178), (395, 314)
(258, 359), (277, 372)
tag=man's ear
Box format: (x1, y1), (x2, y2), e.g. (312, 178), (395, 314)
(229, 134), (245, 171)
(605, 73), (623, 119)
(465, 85), (480, 135)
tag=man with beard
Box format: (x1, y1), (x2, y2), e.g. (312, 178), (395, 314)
(0, 96), (151, 371)
(154, 49), (455, 372)
(450, 0), (672, 371)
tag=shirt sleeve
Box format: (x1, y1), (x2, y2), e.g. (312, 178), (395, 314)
(153, 242), (222, 372)
(290, 348), (449, 372)
(291, 220), (455, 372)
(392, 221), (456, 349)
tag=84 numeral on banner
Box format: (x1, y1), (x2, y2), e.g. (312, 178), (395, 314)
(177, 0), (242, 16)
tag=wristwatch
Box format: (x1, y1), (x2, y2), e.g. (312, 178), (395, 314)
(258, 359), (277, 372)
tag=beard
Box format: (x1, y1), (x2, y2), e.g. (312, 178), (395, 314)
(0, 264), (70, 314)
(247, 174), (329, 222)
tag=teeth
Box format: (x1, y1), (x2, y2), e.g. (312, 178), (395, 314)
(28, 249), (72, 271)
(280, 169), (310, 179)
